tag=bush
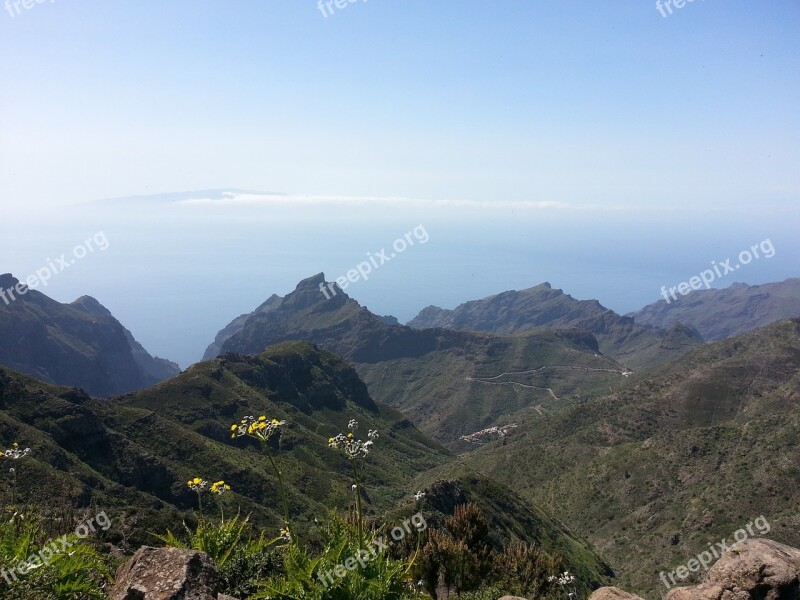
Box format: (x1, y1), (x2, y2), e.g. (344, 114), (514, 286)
(0, 509), (113, 600)
(251, 512), (417, 600)
(154, 513), (283, 597)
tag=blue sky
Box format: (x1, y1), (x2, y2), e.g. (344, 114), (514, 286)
(1, 1), (799, 366)
(2, 1), (798, 209)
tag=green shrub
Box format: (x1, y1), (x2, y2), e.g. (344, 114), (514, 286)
(154, 513), (283, 597)
(0, 510), (113, 600)
(252, 512), (417, 600)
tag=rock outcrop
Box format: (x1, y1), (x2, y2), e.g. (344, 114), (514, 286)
(588, 587), (645, 600)
(666, 539), (800, 600)
(109, 546), (235, 600)
(588, 539), (800, 600)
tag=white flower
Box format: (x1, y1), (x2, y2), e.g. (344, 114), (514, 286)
(348, 419), (358, 431)
(414, 491), (426, 502)
(2, 443), (31, 460)
(368, 429), (379, 439)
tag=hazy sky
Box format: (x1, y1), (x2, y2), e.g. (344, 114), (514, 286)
(1, 1), (798, 367)
(2, 1), (798, 209)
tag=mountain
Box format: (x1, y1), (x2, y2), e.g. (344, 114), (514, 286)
(407, 282), (703, 369)
(0, 273), (178, 396)
(204, 274), (635, 445)
(460, 318), (800, 596)
(0, 341), (610, 584)
(71, 295), (180, 381)
(628, 277), (800, 342)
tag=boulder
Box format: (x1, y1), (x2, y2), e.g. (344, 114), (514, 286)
(588, 587), (646, 600)
(666, 539), (800, 600)
(109, 546), (236, 600)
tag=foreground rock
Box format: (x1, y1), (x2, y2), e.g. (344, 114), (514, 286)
(666, 539), (800, 600)
(109, 546), (236, 600)
(588, 587), (645, 600)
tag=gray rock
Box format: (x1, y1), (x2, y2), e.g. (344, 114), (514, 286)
(665, 539), (800, 600)
(588, 587), (646, 600)
(109, 546), (227, 600)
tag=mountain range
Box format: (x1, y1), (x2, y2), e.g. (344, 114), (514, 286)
(2, 269), (799, 597)
(629, 277), (800, 341)
(203, 274), (650, 445)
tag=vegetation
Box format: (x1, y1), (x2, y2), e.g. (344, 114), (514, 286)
(462, 319), (800, 595)
(203, 273), (636, 445)
(1, 340), (611, 598)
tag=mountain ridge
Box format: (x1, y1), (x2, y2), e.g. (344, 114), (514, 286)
(406, 280), (703, 369)
(0, 273), (179, 396)
(628, 277), (800, 342)
(204, 274), (640, 444)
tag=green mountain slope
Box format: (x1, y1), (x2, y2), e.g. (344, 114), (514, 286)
(206, 274), (635, 445)
(629, 277), (800, 342)
(461, 318), (800, 597)
(0, 342), (447, 527)
(408, 282), (703, 369)
(1, 342), (611, 585)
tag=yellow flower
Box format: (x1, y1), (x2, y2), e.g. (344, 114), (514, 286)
(230, 424), (238, 432)
(188, 477), (208, 491)
(211, 481), (230, 495)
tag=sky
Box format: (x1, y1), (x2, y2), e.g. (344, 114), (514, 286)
(1, 1), (799, 367)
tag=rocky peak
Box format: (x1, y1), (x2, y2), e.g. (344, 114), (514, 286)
(71, 295), (113, 317)
(0, 273), (20, 290)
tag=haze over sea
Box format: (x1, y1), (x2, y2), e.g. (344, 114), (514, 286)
(1, 191), (797, 368)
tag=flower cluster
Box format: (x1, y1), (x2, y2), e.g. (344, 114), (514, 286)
(187, 477), (231, 495)
(230, 415), (286, 442)
(459, 424), (517, 444)
(328, 420), (379, 459)
(414, 491), (426, 502)
(210, 481), (231, 495)
(2, 443), (31, 460)
(187, 477), (208, 493)
(549, 571), (576, 586)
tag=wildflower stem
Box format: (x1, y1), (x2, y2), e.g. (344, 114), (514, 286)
(351, 458), (364, 548)
(264, 441), (291, 535)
